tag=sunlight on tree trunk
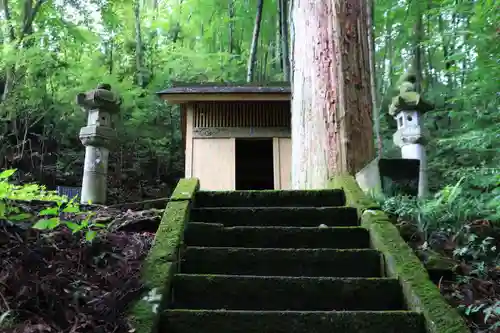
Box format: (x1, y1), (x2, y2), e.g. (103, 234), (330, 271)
(290, 0), (375, 189)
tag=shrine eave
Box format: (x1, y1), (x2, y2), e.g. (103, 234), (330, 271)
(157, 82), (291, 103)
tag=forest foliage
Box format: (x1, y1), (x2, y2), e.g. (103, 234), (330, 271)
(0, 0), (499, 330)
(0, 0), (498, 196)
(0, 0), (498, 227)
(1, 0), (498, 243)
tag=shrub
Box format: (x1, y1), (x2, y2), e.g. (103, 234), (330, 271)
(0, 169), (104, 241)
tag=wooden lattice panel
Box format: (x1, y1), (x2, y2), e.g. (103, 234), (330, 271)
(192, 101), (290, 128)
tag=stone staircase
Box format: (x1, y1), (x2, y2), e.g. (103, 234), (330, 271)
(160, 189), (427, 333)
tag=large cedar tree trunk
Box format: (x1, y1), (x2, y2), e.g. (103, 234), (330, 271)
(290, 0), (375, 189)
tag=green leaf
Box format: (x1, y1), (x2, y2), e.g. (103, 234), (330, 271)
(8, 213), (32, 221)
(62, 205), (80, 213)
(93, 223), (106, 228)
(39, 207), (59, 216)
(32, 217), (60, 230)
(65, 221), (82, 232)
(0, 183), (10, 198)
(0, 169), (16, 179)
(0, 201), (6, 218)
(85, 230), (97, 241)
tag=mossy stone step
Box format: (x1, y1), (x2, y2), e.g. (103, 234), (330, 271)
(180, 247), (382, 277)
(190, 207), (358, 227)
(170, 274), (405, 311)
(162, 310), (427, 333)
(184, 223), (371, 248)
(194, 189), (346, 208)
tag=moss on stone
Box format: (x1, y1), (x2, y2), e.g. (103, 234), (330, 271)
(190, 206), (359, 227)
(184, 223), (371, 249)
(170, 178), (199, 201)
(194, 189), (346, 208)
(329, 175), (469, 333)
(128, 179), (198, 333)
(171, 274), (405, 311)
(180, 247), (383, 277)
(129, 299), (156, 333)
(328, 174), (380, 216)
(162, 309), (427, 333)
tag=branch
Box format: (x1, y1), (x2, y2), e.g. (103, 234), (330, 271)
(20, 0), (46, 40)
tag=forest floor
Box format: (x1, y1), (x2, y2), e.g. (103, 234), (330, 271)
(1, 200), (498, 333)
(397, 219), (500, 333)
(0, 201), (162, 333)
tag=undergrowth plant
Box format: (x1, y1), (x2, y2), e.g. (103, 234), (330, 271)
(374, 173), (499, 237)
(371, 171), (500, 331)
(0, 169), (105, 241)
(0, 310), (15, 330)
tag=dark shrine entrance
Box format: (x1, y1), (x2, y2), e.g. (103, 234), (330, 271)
(235, 138), (274, 190)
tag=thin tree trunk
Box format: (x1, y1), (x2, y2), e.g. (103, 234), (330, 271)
(274, 3), (281, 71)
(1, 0), (15, 43)
(246, 0), (264, 82)
(385, 12), (393, 88)
(148, 0), (160, 78)
(288, 0), (295, 83)
(1, 0), (44, 101)
(133, 0), (146, 88)
(366, 0), (380, 158)
(290, 0), (374, 188)
(228, 0), (235, 54)
(412, 1), (423, 92)
(262, 45), (269, 80)
(278, 0), (290, 81)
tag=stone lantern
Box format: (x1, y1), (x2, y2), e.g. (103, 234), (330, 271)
(76, 83), (121, 204)
(389, 73), (434, 198)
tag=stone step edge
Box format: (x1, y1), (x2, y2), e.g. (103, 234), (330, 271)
(187, 222), (365, 231)
(174, 273), (395, 282)
(191, 206), (354, 211)
(194, 189), (346, 207)
(165, 309), (419, 315)
(184, 246), (378, 253)
(162, 309), (425, 333)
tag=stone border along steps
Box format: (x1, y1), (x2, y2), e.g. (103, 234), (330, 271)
(129, 177), (470, 333)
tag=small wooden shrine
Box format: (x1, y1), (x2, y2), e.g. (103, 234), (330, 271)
(157, 83), (291, 191)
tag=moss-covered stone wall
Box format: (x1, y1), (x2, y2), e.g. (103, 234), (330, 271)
(329, 174), (469, 333)
(128, 178), (199, 333)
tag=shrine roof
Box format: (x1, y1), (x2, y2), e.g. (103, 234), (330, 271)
(157, 82), (291, 103)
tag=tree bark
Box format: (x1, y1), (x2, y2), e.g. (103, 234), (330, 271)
(246, 0), (264, 82)
(290, 0), (374, 189)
